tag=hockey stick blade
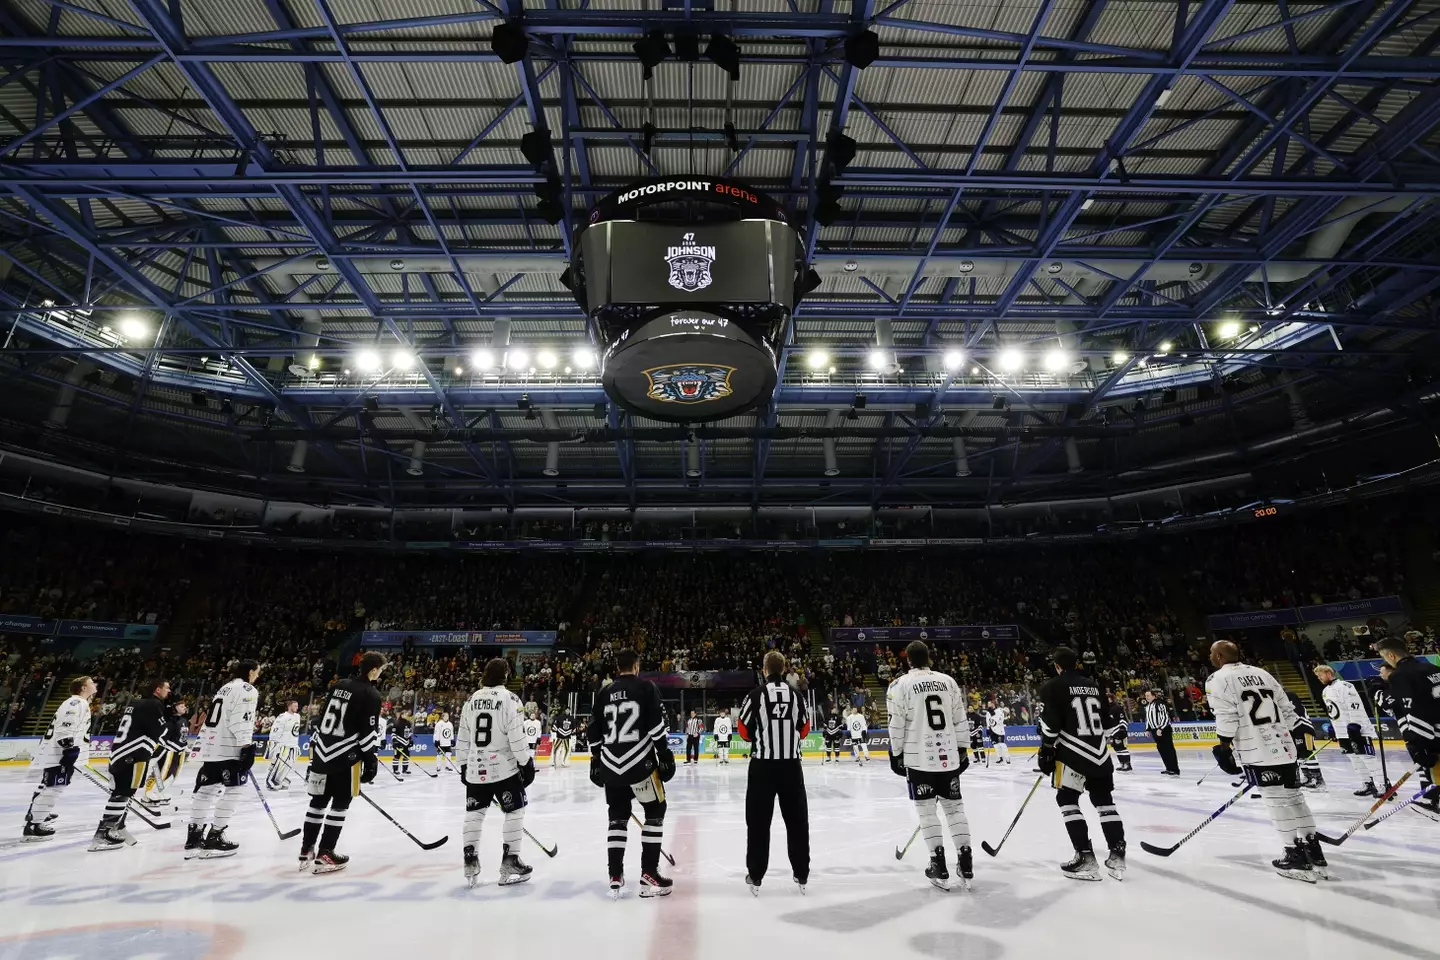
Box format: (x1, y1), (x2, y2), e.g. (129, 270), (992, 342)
(1315, 769), (1413, 846)
(980, 841), (1001, 858)
(359, 790), (448, 850)
(631, 813), (676, 865)
(1140, 783), (1249, 857)
(979, 775), (1044, 859)
(895, 825), (921, 860)
(524, 828), (558, 858)
(1138, 840), (1179, 857)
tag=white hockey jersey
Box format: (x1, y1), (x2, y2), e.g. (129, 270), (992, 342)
(886, 669), (968, 772)
(268, 711), (301, 747)
(846, 712), (868, 739)
(433, 719), (454, 746)
(1205, 662), (1299, 767)
(198, 678), (258, 762)
(457, 685), (531, 784)
(713, 716), (733, 740)
(376, 716), (388, 741)
(987, 706), (1009, 735)
(32, 695), (92, 771)
(1322, 678), (1376, 737)
(523, 718), (542, 745)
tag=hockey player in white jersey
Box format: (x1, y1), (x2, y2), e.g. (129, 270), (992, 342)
(1313, 664), (1384, 796)
(21, 676), (95, 841)
(185, 660), (261, 860)
(456, 658), (537, 888)
(265, 700), (302, 790)
(1211, 643), (1326, 882)
(886, 641), (973, 890)
(434, 712), (457, 771)
(713, 713), (733, 764)
(847, 709), (870, 763)
(986, 703), (1010, 764)
(523, 710), (543, 758)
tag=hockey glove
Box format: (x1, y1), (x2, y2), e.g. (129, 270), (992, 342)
(361, 753), (378, 784)
(955, 750), (970, 775)
(888, 751), (907, 778)
(518, 758), (536, 788)
(1036, 744), (1057, 775)
(1346, 722), (1364, 746)
(589, 754), (606, 789)
(237, 743), (256, 773)
(459, 764), (467, 781)
(656, 742), (677, 782)
(1212, 739), (1241, 776)
(60, 744), (81, 772)
(1407, 741), (1439, 771)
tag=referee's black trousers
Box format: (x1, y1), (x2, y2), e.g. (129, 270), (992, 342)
(686, 735), (700, 764)
(745, 759), (809, 884)
(1153, 728), (1179, 773)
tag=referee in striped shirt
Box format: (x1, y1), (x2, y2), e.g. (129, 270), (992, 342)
(738, 651), (810, 895)
(1144, 689), (1180, 776)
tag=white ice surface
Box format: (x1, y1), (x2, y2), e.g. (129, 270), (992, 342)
(1, 750), (1437, 960)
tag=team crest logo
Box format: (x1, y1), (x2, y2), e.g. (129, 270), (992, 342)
(665, 232), (716, 292)
(644, 364), (736, 404)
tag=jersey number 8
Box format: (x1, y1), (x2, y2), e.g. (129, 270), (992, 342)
(472, 714), (493, 748)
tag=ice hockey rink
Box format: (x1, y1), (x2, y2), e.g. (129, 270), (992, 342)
(1, 750), (1437, 960)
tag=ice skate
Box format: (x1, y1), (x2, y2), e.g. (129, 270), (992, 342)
(498, 844), (532, 886)
(640, 869), (673, 897)
(298, 847), (313, 873)
(1272, 842), (1316, 883)
(1060, 850), (1101, 881)
(925, 845), (950, 891)
(43, 813), (57, 824)
(199, 825), (238, 859)
(463, 844), (480, 888)
(183, 823), (206, 860)
(745, 873), (760, 897)
(311, 850), (349, 874)
(609, 875), (625, 899)
(88, 824), (134, 852)
(955, 845), (974, 890)
(794, 877), (807, 895)
(1302, 836), (1330, 880)
(22, 821), (55, 842)
(1354, 780), (1378, 798)
(1104, 842), (1126, 881)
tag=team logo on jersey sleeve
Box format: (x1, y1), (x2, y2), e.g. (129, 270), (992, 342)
(665, 232), (716, 292)
(643, 364), (736, 404)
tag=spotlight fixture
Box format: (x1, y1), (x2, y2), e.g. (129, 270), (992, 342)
(534, 176), (565, 224)
(806, 348), (830, 370)
(517, 394), (532, 411)
(814, 182), (845, 226)
(573, 347), (596, 370)
(796, 268), (823, 300)
(520, 128), (552, 170)
(537, 348), (558, 369)
(642, 121), (657, 155)
(219, 398), (234, 415)
(1042, 348), (1068, 373)
(705, 34), (741, 81)
(1218, 319), (1241, 339)
(914, 401), (932, 419)
(119, 315), (150, 340)
(991, 395), (1007, 410)
(852, 392), (867, 409)
(633, 29), (671, 80)
(191, 391), (208, 408)
(844, 29), (880, 69)
(393, 350), (415, 371)
(355, 349), (381, 373)
(997, 347), (1024, 372)
(826, 131), (858, 175)
(674, 30), (700, 62)
(867, 348), (888, 371)
(471, 348), (496, 371)
(593, 401), (608, 420)
(1158, 341), (1173, 354)
(1162, 388), (1178, 404)
(943, 349), (965, 371)
(723, 121), (739, 152)
(507, 347), (530, 370)
(363, 395), (380, 412)
(491, 21), (529, 64)
(1112, 350), (1130, 365)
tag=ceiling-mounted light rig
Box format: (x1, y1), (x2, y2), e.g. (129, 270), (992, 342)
(705, 35), (741, 81)
(491, 21), (529, 64)
(634, 29), (671, 80)
(844, 30), (880, 69)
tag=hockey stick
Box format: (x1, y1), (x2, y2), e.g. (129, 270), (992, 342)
(79, 766), (171, 830)
(250, 773), (302, 840)
(1139, 782), (1249, 857)
(895, 825), (921, 860)
(525, 827), (559, 858)
(1315, 769), (1413, 846)
(631, 813), (676, 866)
(981, 775), (1044, 857)
(1195, 764), (1222, 787)
(1364, 780), (1437, 831)
(358, 790), (448, 850)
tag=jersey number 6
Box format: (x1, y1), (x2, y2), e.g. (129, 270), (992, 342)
(925, 695), (946, 731)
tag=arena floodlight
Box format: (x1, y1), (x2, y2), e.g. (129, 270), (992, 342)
(573, 346), (596, 370)
(1158, 341), (1173, 354)
(674, 30), (700, 62)
(491, 21), (529, 64)
(868, 348), (888, 371)
(1218, 319), (1241, 339)
(806, 348), (830, 370)
(118, 315), (150, 340)
(393, 350), (416, 371)
(355, 349), (381, 373)
(507, 347), (530, 370)
(943, 349), (966, 371)
(705, 34), (741, 81)
(997, 347), (1024, 372)
(520, 128), (552, 170)
(844, 30), (880, 70)
(814, 183), (845, 226)
(537, 348), (558, 369)
(634, 29), (671, 80)
(1042, 348), (1068, 372)
(827, 131), (858, 175)
(1112, 350), (1129, 365)
(534, 176), (565, 225)
(471, 348), (496, 371)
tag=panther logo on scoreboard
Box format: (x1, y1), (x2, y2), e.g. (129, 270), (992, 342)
(665, 231), (717, 293)
(644, 364), (736, 404)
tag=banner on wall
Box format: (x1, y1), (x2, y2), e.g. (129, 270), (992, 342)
(0, 614), (59, 635)
(1332, 655), (1440, 682)
(1207, 595), (1404, 631)
(644, 670), (757, 689)
(828, 625), (1020, 643)
(359, 630), (557, 646)
(0, 615), (157, 640)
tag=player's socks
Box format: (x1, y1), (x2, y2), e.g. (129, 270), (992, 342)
(1272, 842), (1316, 883)
(464, 845), (480, 887)
(499, 843), (533, 885)
(1059, 850), (1100, 881)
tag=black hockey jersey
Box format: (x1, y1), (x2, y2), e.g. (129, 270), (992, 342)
(823, 715), (844, 738)
(588, 674), (667, 784)
(309, 677), (382, 773)
(1387, 656), (1440, 747)
(109, 695), (167, 766)
(1102, 700), (1128, 740)
(1286, 691), (1316, 734)
(160, 711), (187, 753)
(554, 716), (574, 739)
(391, 717), (413, 746)
(1037, 670), (1113, 776)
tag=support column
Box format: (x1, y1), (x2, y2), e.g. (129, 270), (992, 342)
(822, 408), (842, 477)
(541, 409), (561, 477)
(44, 360), (94, 429)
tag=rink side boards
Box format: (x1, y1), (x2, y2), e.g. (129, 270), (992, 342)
(5, 722), (1399, 765)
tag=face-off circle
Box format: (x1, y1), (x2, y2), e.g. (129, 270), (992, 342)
(601, 311), (777, 421)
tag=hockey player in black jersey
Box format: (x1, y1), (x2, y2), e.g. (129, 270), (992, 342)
(1103, 693), (1131, 772)
(301, 652), (385, 874)
(1036, 648), (1126, 881)
(1375, 635), (1440, 813)
(391, 712), (413, 776)
(588, 648), (676, 899)
(1285, 691), (1326, 789)
(823, 709), (844, 763)
(93, 678), (170, 851)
